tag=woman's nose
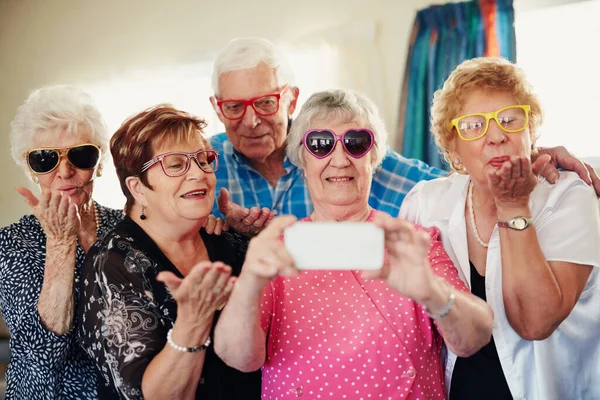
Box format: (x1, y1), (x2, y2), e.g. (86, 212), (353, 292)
(186, 159), (207, 180)
(329, 141), (350, 166)
(485, 120), (507, 144)
(56, 156), (75, 178)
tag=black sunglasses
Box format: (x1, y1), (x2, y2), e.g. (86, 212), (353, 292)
(27, 144), (101, 174)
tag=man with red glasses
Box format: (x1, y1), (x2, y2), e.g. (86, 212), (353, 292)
(208, 38), (300, 232)
(209, 37), (600, 232)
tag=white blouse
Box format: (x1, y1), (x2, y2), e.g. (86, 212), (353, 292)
(399, 171), (600, 400)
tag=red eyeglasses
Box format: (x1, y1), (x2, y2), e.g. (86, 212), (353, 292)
(216, 85), (289, 120)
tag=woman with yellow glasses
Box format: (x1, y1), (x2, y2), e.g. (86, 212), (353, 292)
(400, 57), (600, 400)
(450, 104), (531, 142)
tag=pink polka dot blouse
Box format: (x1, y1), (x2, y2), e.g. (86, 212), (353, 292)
(259, 210), (468, 399)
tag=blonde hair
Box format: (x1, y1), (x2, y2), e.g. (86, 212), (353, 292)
(431, 57), (543, 173)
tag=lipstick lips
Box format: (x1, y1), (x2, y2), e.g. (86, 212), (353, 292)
(488, 156), (510, 168)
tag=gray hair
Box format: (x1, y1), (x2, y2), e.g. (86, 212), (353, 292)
(287, 89), (388, 169)
(211, 37), (296, 97)
(10, 85), (109, 179)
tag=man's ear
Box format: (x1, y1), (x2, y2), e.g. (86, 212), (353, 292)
(287, 86), (300, 117)
(125, 176), (147, 205)
(210, 96), (226, 124)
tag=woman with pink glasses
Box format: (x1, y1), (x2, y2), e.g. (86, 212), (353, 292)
(214, 89), (493, 399)
(77, 105), (260, 399)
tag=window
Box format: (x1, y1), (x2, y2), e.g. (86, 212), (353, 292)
(516, 0), (600, 166)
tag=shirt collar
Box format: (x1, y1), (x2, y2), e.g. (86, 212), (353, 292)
(428, 174), (470, 222)
(230, 145), (298, 175)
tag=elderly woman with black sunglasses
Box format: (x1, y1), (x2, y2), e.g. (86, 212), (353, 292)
(77, 104), (261, 399)
(0, 85), (123, 399)
(214, 89), (493, 399)
(400, 58), (600, 400)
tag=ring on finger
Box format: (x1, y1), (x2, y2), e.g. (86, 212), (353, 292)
(212, 286), (223, 294)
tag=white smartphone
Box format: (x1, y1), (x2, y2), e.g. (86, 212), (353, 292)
(283, 222), (384, 270)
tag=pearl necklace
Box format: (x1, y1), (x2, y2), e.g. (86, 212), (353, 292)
(75, 203), (101, 284)
(467, 181), (489, 248)
(93, 202), (102, 235)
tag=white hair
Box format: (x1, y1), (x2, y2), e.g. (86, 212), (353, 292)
(10, 85), (109, 178)
(211, 37), (296, 97)
(287, 89), (388, 170)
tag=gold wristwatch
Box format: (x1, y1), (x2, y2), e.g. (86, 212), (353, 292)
(497, 216), (533, 230)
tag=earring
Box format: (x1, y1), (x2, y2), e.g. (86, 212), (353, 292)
(140, 205), (147, 220)
(454, 157), (461, 165)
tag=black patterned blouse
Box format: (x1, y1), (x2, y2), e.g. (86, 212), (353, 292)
(77, 216), (261, 400)
(0, 203), (123, 399)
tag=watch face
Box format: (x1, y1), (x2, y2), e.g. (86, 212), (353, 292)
(513, 218), (527, 229)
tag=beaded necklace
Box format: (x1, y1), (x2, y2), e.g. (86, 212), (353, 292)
(467, 181), (489, 248)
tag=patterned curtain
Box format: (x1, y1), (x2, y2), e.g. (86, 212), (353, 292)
(396, 0), (516, 169)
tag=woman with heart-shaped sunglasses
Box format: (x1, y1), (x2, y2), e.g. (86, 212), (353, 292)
(214, 89), (494, 400)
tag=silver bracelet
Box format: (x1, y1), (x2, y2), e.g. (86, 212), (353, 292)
(423, 285), (456, 320)
(166, 328), (211, 353)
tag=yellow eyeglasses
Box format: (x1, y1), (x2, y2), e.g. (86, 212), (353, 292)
(450, 105), (531, 141)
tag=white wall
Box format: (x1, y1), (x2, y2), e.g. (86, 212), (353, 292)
(515, 0), (600, 157)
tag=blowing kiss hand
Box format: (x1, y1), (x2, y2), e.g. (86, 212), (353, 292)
(14, 175), (97, 242)
(15, 187), (81, 242)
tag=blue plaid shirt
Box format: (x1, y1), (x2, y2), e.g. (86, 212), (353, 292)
(210, 133), (445, 219)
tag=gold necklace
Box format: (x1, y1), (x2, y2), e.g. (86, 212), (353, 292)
(467, 181), (489, 248)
